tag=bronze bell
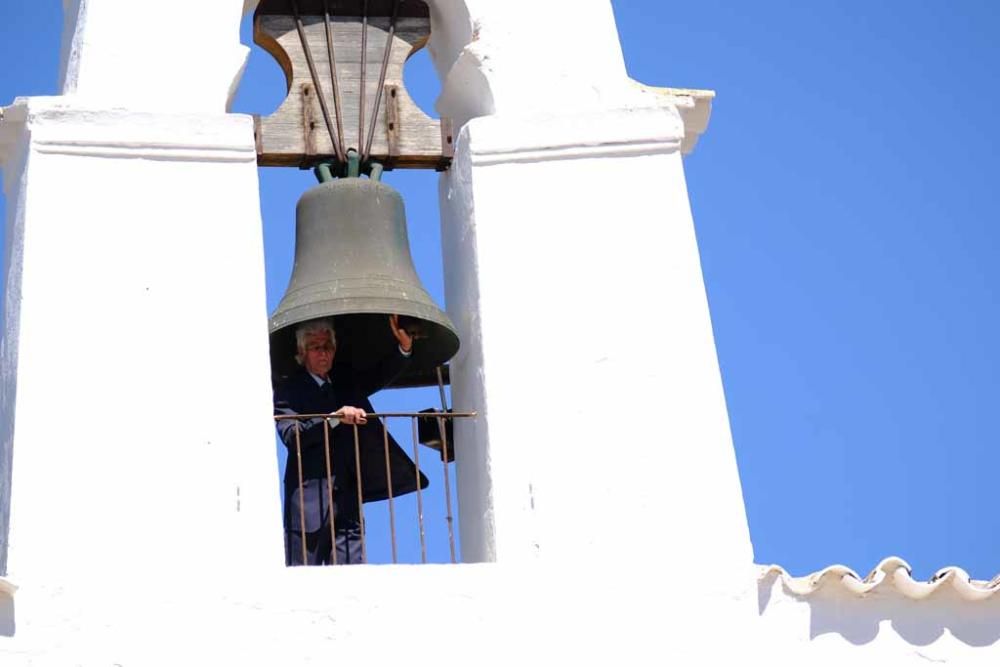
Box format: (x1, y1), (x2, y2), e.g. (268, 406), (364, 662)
(269, 178), (459, 387)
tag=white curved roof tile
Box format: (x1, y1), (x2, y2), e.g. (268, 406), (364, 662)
(762, 557), (1000, 602)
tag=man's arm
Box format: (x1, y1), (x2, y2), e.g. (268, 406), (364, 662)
(352, 347), (411, 397)
(352, 315), (416, 396)
(273, 383), (332, 450)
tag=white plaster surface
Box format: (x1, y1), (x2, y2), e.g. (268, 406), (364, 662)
(439, 106), (756, 594)
(2, 564), (999, 665)
(60, 0), (250, 112)
(425, 1), (750, 588)
(431, 1), (641, 128)
(0, 98), (283, 585)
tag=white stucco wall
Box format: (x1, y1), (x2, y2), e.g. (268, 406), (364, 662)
(439, 107), (756, 582)
(430, 3), (754, 592)
(0, 0), (286, 585)
(0, 121), (30, 578)
(59, 0), (249, 112)
(0, 99), (284, 584)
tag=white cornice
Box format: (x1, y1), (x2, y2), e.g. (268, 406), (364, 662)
(464, 106), (685, 166)
(1, 98), (257, 163)
(628, 84), (715, 156)
(0, 103), (27, 164)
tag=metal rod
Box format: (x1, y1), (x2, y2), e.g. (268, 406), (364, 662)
(435, 366), (449, 415)
(353, 423), (367, 563)
(291, 0), (343, 164)
(435, 367), (456, 563)
(363, 0), (400, 162)
(294, 421), (308, 565)
(322, 418), (337, 565)
(358, 0), (369, 157)
(276, 412), (476, 420)
(439, 414), (456, 563)
(383, 417), (398, 563)
(411, 416), (427, 563)
(322, 0), (347, 163)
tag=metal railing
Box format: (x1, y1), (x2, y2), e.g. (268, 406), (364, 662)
(275, 410), (474, 565)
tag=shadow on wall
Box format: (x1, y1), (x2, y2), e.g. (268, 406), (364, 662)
(0, 591), (13, 637)
(758, 569), (1000, 647)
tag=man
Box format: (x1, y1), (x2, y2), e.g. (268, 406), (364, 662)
(273, 314), (421, 565)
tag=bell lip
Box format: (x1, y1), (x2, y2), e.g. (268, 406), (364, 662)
(269, 300), (457, 335)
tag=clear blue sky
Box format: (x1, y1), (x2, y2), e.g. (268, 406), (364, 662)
(1, 2), (999, 577)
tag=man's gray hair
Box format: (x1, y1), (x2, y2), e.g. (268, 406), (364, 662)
(294, 318), (336, 365)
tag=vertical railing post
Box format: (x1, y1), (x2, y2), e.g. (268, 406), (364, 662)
(383, 417), (398, 563)
(322, 418), (337, 565)
(435, 367), (457, 563)
(353, 423), (367, 563)
(411, 416), (427, 563)
(438, 414), (456, 563)
(294, 421), (308, 565)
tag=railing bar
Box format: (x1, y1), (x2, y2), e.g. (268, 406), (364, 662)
(433, 366), (457, 563)
(323, 417), (337, 565)
(294, 421), (308, 566)
(276, 412), (476, 420)
(291, 0), (343, 162)
(353, 423), (367, 563)
(411, 416), (427, 564)
(383, 416), (398, 564)
(362, 0), (400, 162)
(322, 0), (347, 163)
(439, 414), (456, 563)
(435, 365), (450, 417)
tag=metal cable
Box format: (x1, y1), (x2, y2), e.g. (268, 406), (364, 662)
(358, 0), (369, 158)
(322, 0), (347, 163)
(363, 0), (400, 162)
(292, 0), (343, 164)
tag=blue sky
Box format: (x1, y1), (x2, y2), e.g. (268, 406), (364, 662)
(2, 2), (999, 577)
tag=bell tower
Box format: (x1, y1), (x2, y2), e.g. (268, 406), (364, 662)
(0, 1), (761, 663)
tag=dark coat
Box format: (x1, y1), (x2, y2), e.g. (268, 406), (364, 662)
(273, 352), (429, 515)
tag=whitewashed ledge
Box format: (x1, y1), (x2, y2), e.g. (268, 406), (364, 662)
(760, 556), (1000, 601)
(628, 84), (715, 155)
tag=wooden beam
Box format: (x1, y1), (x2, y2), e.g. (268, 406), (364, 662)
(253, 2), (449, 170)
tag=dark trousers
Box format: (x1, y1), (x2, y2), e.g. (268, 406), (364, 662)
(284, 477), (364, 566)
(285, 521), (364, 566)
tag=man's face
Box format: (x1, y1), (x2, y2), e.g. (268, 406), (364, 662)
(300, 331), (335, 377)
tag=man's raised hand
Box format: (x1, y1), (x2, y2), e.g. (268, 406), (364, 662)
(389, 314), (414, 353)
